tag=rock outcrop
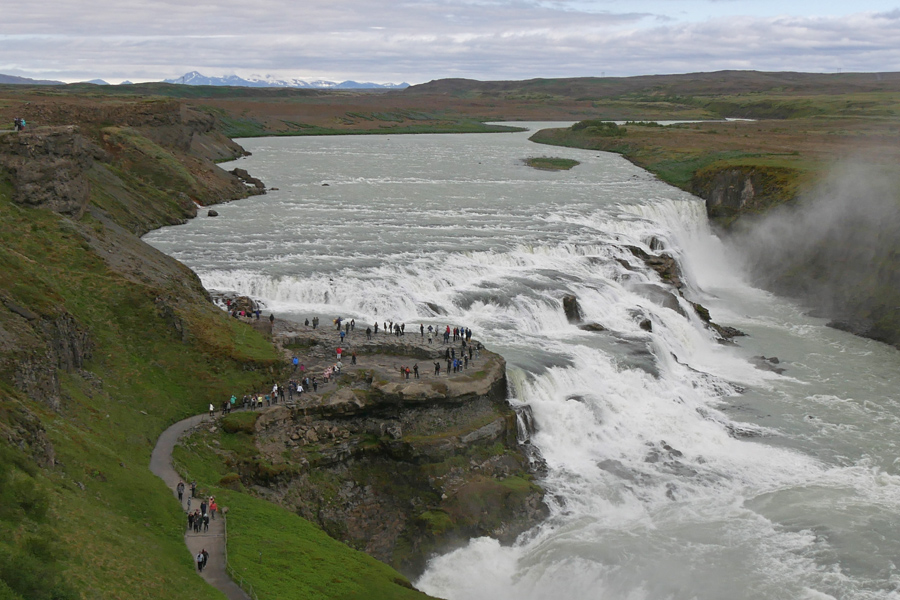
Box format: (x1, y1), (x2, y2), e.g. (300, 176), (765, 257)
(690, 165), (799, 228)
(0, 126), (103, 216)
(220, 330), (547, 578)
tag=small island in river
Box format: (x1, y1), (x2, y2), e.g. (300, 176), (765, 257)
(524, 156), (580, 171)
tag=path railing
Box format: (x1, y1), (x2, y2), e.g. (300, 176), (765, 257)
(173, 456), (259, 600)
(223, 511), (260, 600)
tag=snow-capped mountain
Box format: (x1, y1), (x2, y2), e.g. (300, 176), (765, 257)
(163, 71), (409, 90)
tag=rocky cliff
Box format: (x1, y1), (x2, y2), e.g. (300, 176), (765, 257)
(205, 326), (548, 578)
(690, 164), (801, 228)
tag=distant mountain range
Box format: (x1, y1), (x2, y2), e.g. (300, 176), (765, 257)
(163, 71), (409, 90)
(0, 71), (408, 90)
(0, 74), (65, 85)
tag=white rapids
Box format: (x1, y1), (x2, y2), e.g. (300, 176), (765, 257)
(145, 124), (900, 600)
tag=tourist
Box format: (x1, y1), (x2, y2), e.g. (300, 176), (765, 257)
(176, 481), (184, 503)
(366, 327), (372, 340)
(197, 551), (205, 572)
(434, 362), (440, 376)
(413, 364), (419, 378)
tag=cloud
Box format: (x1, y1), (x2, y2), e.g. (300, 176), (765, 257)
(1, 2), (899, 82)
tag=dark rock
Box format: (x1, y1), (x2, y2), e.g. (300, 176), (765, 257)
(626, 246), (684, 289)
(579, 322), (606, 332)
(230, 167), (266, 195)
(691, 302), (712, 323)
(14, 312), (93, 411)
(0, 127), (100, 217)
(712, 323), (746, 340)
(629, 282), (686, 317)
(562, 294), (582, 323)
(691, 165), (797, 227)
(207, 209), (218, 217)
(424, 302), (447, 316)
(639, 319), (653, 332)
(4, 299), (38, 320)
(751, 355), (785, 374)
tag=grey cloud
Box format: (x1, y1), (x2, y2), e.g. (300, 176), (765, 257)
(2, 4), (899, 82)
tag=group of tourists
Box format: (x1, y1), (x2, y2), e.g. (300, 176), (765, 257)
(186, 494), (218, 534)
(399, 364), (420, 379)
(213, 316), (481, 411)
(220, 298), (277, 325)
(12, 117), (26, 131)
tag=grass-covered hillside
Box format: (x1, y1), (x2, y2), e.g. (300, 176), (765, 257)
(0, 98), (431, 599)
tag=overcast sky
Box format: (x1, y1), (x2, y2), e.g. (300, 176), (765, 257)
(2, 0), (899, 84)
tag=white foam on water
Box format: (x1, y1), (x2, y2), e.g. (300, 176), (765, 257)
(145, 129), (900, 600)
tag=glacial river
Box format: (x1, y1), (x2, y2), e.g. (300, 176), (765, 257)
(144, 124), (900, 600)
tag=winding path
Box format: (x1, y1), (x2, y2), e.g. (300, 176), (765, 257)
(150, 413), (251, 600)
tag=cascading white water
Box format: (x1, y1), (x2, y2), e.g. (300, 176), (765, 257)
(145, 125), (900, 599)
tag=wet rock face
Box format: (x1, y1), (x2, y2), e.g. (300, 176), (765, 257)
(229, 168), (266, 195)
(0, 127), (103, 216)
(562, 294), (583, 323)
(626, 245), (683, 289)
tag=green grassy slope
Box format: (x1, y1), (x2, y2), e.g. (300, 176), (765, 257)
(0, 115), (432, 598)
